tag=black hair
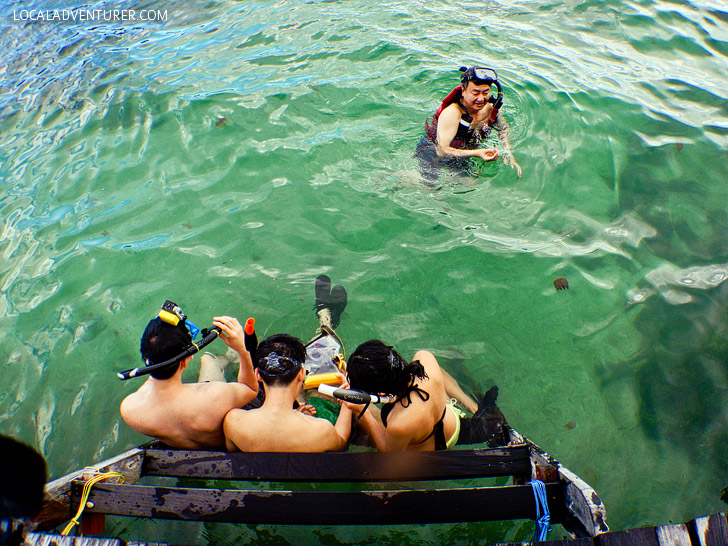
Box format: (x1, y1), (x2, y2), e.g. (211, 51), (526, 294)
(139, 317), (193, 380)
(256, 333), (306, 387)
(0, 435), (47, 520)
(347, 340), (428, 401)
(459, 66), (492, 87)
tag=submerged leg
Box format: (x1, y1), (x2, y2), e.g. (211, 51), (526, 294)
(198, 353), (229, 382)
(441, 369), (478, 413)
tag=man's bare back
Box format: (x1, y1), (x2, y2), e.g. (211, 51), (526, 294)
(224, 333), (353, 453)
(120, 315), (258, 450)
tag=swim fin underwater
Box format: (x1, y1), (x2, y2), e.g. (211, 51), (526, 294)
(457, 385), (511, 447)
(314, 274), (347, 329)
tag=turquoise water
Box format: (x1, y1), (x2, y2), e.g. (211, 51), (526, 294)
(1, 0), (728, 543)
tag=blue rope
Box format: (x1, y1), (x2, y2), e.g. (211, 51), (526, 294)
(529, 480), (551, 542)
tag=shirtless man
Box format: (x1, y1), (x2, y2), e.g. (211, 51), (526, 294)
(120, 315), (258, 450)
(224, 333), (353, 453)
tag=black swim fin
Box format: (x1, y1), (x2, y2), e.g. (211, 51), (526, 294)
(475, 385), (500, 417)
(314, 275), (332, 312)
(313, 275), (347, 329)
(459, 385), (511, 447)
(327, 285), (347, 329)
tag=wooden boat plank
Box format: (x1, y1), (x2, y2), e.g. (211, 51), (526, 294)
(560, 466), (609, 537)
(509, 430), (608, 538)
(25, 533), (124, 546)
(142, 446), (531, 481)
(691, 513), (728, 546)
(655, 523), (691, 546)
(492, 538), (594, 545)
(596, 526), (659, 546)
(75, 482), (566, 525)
(31, 446), (145, 532)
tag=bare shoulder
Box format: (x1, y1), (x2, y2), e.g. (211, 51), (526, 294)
(439, 103), (462, 122)
(195, 379), (253, 399)
(413, 349), (436, 362)
(223, 407), (247, 428)
(413, 350), (443, 378)
(119, 392), (137, 419)
(119, 387), (147, 416)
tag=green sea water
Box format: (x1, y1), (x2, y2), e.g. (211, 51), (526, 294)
(1, 0), (728, 543)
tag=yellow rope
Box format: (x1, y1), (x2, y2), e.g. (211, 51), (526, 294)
(61, 470), (125, 536)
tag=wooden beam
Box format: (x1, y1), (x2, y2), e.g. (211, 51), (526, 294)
(30, 447), (145, 533)
(75, 482), (566, 525)
(25, 533), (124, 546)
(690, 513), (728, 546)
(142, 446), (532, 482)
(655, 523), (691, 546)
(596, 526), (659, 546)
(491, 537), (594, 546)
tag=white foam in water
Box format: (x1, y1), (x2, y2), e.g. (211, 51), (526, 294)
(646, 262), (728, 305)
(34, 391), (56, 457)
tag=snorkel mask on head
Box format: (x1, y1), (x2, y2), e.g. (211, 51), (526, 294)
(158, 300), (200, 339)
(259, 351), (303, 375)
(460, 66), (504, 110)
(117, 300), (222, 380)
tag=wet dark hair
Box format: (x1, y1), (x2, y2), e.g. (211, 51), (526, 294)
(257, 333), (306, 387)
(139, 317), (193, 380)
(347, 340), (428, 401)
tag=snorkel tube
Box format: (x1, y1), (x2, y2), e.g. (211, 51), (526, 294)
(117, 327), (221, 380)
(491, 78), (503, 119)
(117, 300), (221, 381)
(317, 384), (394, 418)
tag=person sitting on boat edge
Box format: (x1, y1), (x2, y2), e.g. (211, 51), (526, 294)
(414, 65), (522, 183)
(120, 315), (259, 450)
(224, 334), (354, 453)
(346, 340), (510, 451)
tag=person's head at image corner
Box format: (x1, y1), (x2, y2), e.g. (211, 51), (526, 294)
(1, 434), (47, 546)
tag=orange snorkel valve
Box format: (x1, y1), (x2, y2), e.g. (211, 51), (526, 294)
(244, 317), (258, 365)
